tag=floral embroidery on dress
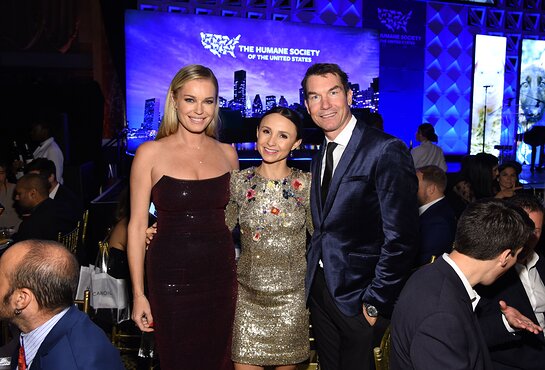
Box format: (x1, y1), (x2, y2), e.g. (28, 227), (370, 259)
(246, 187), (257, 201)
(240, 168), (308, 243)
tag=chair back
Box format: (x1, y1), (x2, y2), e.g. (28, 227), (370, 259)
(74, 289), (91, 314)
(57, 221), (81, 254)
(80, 209), (89, 246)
(373, 326), (391, 370)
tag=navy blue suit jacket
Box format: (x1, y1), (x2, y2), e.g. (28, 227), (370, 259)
(306, 121), (419, 317)
(476, 255), (545, 370)
(390, 257), (493, 370)
(11, 306), (124, 370)
(53, 184), (83, 229)
(12, 199), (73, 243)
(418, 197), (456, 265)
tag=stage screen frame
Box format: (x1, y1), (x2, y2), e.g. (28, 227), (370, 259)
(517, 39), (545, 166)
(125, 10), (380, 154)
(470, 34), (506, 156)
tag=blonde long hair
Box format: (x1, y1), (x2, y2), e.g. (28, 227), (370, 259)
(156, 65), (220, 139)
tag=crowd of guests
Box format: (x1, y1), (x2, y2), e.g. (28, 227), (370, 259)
(0, 61), (544, 370)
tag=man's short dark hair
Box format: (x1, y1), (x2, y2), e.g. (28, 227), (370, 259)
(454, 199), (534, 260)
(4, 240), (78, 311)
(417, 165), (447, 193)
(18, 173), (50, 198)
(507, 194), (545, 215)
(301, 63), (350, 98)
(25, 158), (56, 179)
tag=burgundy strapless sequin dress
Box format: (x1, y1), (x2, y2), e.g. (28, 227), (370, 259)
(147, 173), (236, 370)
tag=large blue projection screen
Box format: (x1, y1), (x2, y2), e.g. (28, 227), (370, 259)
(517, 39), (545, 165)
(125, 10), (379, 153)
(470, 35), (506, 155)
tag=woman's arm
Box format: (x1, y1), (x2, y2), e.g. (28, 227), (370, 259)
(127, 142), (156, 332)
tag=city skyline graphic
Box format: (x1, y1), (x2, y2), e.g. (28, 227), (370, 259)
(125, 10), (380, 147)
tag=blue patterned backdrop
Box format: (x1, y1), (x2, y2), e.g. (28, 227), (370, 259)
(136, 0), (545, 159)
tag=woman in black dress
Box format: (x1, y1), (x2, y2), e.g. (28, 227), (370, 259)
(127, 65), (239, 370)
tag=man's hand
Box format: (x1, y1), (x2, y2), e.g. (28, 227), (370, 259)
(500, 300), (543, 334)
(145, 223), (157, 249)
(362, 304), (378, 326)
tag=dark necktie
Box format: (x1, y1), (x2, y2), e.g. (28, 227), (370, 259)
(18, 338), (26, 370)
(321, 141), (338, 206)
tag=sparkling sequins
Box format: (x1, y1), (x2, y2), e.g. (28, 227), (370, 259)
(226, 167), (312, 365)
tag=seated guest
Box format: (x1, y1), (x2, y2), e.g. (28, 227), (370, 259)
(494, 160), (523, 199)
(411, 123), (447, 172)
(0, 240), (124, 370)
(391, 199), (542, 370)
(11, 174), (72, 243)
(448, 152), (499, 218)
(416, 165), (457, 265)
(477, 194), (545, 370)
(25, 158), (82, 227)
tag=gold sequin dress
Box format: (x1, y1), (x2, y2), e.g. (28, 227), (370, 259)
(226, 167), (312, 366)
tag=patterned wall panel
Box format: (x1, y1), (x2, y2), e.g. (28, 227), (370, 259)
(424, 0), (545, 157)
(138, 0), (363, 26)
(423, 3), (473, 154)
(136, 0), (545, 158)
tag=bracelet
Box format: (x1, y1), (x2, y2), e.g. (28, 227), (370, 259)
(134, 293), (146, 299)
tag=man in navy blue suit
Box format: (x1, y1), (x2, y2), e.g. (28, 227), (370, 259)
(477, 194), (545, 370)
(416, 165), (457, 265)
(0, 240), (124, 370)
(391, 199), (542, 370)
(303, 63), (419, 370)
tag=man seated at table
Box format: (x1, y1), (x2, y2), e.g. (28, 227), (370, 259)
(391, 199), (542, 370)
(477, 194), (545, 370)
(416, 165), (457, 265)
(11, 174), (72, 243)
(25, 158), (82, 228)
(0, 239), (124, 370)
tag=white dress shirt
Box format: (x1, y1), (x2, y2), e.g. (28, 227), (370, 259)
(443, 253), (481, 310)
(411, 141), (447, 172)
(515, 251), (545, 328)
(19, 307), (69, 369)
(320, 115), (358, 184)
(418, 196), (445, 216)
(33, 137), (64, 184)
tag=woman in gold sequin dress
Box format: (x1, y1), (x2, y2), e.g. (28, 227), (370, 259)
(226, 107), (312, 370)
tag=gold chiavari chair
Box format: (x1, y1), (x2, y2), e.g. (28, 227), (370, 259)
(373, 326), (391, 370)
(57, 221), (81, 254)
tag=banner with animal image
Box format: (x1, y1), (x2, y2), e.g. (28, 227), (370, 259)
(517, 39), (545, 166)
(470, 35), (506, 155)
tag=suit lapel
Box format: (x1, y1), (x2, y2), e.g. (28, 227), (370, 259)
(322, 121), (365, 214)
(437, 257), (493, 367)
(311, 140), (326, 221)
(31, 306), (77, 367)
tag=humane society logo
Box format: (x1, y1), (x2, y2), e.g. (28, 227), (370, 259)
(200, 31), (319, 63)
(200, 32), (241, 58)
(377, 8), (412, 33)
(377, 8), (421, 46)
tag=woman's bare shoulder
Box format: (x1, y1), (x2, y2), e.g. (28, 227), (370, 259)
(217, 142), (239, 169)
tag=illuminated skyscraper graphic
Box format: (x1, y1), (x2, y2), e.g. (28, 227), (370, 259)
(234, 70), (247, 107)
(278, 95), (288, 108)
(266, 96), (276, 111)
(143, 98), (160, 130)
(252, 94), (263, 117)
(299, 88), (305, 106)
(245, 96), (252, 118)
